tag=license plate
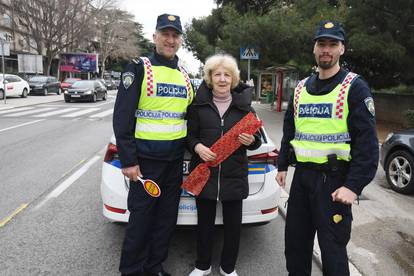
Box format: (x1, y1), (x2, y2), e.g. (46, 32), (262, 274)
(182, 160), (190, 175)
(71, 94), (81, 98)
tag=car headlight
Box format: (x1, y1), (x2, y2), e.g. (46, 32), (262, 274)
(384, 132), (394, 143)
(84, 90), (92, 95)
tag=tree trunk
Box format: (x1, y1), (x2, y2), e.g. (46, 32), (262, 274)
(45, 56), (53, 76)
(101, 54), (107, 78)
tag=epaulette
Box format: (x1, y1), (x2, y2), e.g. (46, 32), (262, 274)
(131, 57), (141, 64)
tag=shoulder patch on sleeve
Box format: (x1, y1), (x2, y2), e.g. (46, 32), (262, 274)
(122, 72), (135, 90)
(364, 97), (375, 116)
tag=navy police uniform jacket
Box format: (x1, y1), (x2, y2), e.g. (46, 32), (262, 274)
(278, 68), (379, 195)
(113, 51), (187, 168)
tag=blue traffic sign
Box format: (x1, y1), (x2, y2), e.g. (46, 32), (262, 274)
(240, 47), (259, 60)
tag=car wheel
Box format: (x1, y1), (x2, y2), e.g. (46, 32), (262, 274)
(91, 93), (97, 102)
(385, 150), (414, 194)
(0, 89), (4, 100)
(64, 96), (70, 103)
(43, 88), (48, 96)
(21, 88), (28, 98)
(57, 88), (61, 95)
(103, 92), (107, 101)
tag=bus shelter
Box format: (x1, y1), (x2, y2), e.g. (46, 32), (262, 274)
(257, 65), (299, 112)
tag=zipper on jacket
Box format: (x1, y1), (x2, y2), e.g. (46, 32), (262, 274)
(217, 118), (224, 201)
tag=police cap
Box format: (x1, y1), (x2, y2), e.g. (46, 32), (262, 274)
(156, 13), (182, 34)
(314, 20), (345, 42)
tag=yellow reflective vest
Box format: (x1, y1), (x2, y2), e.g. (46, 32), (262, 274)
(290, 72), (358, 163)
(135, 57), (194, 140)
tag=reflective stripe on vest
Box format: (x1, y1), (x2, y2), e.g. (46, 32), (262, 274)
(293, 147), (351, 159)
(136, 123), (187, 133)
(290, 72), (358, 163)
(135, 57), (194, 140)
(294, 131), (351, 143)
(136, 109), (186, 120)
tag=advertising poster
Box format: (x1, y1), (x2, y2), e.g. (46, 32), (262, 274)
(260, 73), (273, 98)
(60, 53), (98, 73)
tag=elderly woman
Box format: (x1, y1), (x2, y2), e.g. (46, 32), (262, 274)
(187, 53), (261, 276)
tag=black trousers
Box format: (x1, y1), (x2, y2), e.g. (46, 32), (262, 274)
(195, 198), (242, 274)
(119, 157), (183, 275)
(285, 166), (352, 276)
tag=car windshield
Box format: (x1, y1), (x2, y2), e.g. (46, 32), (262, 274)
(64, 78), (80, 84)
(71, 80), (95, 89)
(29, 76), (48, 82)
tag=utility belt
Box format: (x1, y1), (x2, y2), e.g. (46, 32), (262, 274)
(296, 154), (349, 173)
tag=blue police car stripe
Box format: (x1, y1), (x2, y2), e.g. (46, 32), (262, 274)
(110, 159), (122, 168)
(294, 131), (351, 143)
(135, 109), (186, 120)
(298, 103), (333, 118)
(248, 164), (275, 174)
(111, 161), (275, 174)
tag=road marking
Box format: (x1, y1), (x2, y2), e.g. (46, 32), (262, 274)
(0, 119), (45, 133)
(0, 106), (14, 111)
(4, 107), (56, 117)
(0, 107), (34, 114)
(34, 107), (79, 117)
(0, 203), (28, 228)
(61, 107), (100, 117)
(34, 155), (101, 209)
(89, 108), (113, 118)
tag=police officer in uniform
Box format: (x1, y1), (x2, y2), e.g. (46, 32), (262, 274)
(114, 14), (194, 276)
(276, 21), (378, 275)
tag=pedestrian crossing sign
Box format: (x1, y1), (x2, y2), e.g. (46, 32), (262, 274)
(240, 47), (259, 60)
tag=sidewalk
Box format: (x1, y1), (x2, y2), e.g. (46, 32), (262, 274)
(0, 94), (63, 109)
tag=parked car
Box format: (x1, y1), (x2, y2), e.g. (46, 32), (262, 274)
(28, 75), (61, 95)
(104, 79), (117, 90)
(0, 74), (30, 99)
(61, 78), (81, 90)
(64, 80), (107, 102)
(101, 127), (281, 225)
(380, 129), (414, 194)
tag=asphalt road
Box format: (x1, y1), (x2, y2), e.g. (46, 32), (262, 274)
(0, 95), (323, 276)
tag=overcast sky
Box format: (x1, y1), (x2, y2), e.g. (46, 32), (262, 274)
(120, 0), (216, 74)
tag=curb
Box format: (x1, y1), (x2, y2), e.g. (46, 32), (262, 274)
(278, 189), (362, 276)
(0, 96), (63, 109)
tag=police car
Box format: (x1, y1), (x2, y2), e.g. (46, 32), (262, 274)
(101, 127), (281, 225)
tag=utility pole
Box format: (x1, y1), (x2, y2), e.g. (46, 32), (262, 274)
(1, 14), (11, 104)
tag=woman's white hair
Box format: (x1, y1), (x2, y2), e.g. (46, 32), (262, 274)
(203, 53), (240, 89)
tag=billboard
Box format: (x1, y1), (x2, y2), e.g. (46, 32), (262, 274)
(60, 53), (98, 73)
(18, 54), (43, 73)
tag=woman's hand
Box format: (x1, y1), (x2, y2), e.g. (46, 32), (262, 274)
(238, 133), (255, 146)
(195, 143), (217, 162)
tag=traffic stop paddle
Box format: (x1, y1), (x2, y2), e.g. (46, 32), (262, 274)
(138, 177), (161, 197)
(124, 176), (161, 197)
